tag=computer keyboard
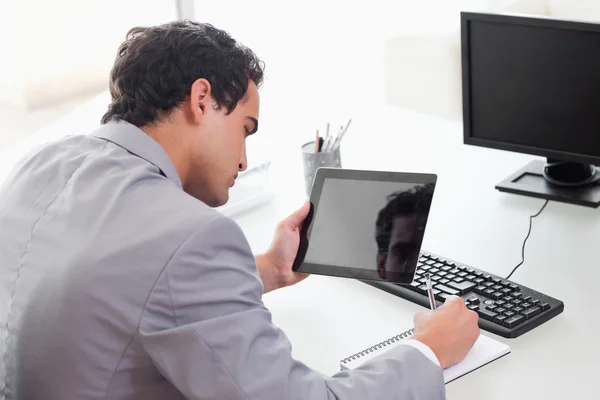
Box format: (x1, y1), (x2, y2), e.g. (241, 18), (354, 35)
(363, 252), (564, 338)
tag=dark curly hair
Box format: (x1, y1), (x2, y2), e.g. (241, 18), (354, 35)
(375, 183), (435, 254)
(101, 20), (264, 127)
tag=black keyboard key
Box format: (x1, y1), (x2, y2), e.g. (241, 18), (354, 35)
(512, 299), (523, 306)
(540, 302), (550, 311)
(437, 271), (448, 277)
(503, 303), (514, 310)
(468, 304), (479, 312)
(409, 281), (420, 291)
(429, 268), (440, 274)
(436, 293), (453, 302)
(509, 284), (520, 291)
(486, 304), (498, 311)
(425, 260), (436, 265)
(496, 307), (506, 314)
(512, 292), (522, 299)
(435, 284), (460, 296)
(504, 311), (516, 318)
(466, 275), (476, 281)
(495, 300), (506, 306)
(433, 263), (444, 268)
(474, 285), (486, 294)
(522, 295), (532, 302)
(484, 282), (494, 288)
(494, 315), (508, 325)
(521, 302), (531, 309)
(503, 296), (513, 303)
(431, 275), (442, 282)
(521, 306), (541, 319)
(454, 277), (465, 283)
(483, 274), (492, 281)
(441, 265), (452, 272)
(474, 271), (483, 277)
(513, 307), (524, 314)
(467, 268), (476, 274)
(478, 308), (498, 321)
(458, 272), (468, 278)
(483, 289), (495, 297)
(467, 297), (480, 305)
(501, 288), (513, 295)
(416, 269), (424, 276)
(458, 266), (468, 271)
(448, 281), (476, 295)
(416, 285), (428, 295)
(531, 299), (540, 307)
(492, 292), (503, 300)
(450, 268), (461, 274)
(446, 274), (456, 280)
(474, 278), (485, 285)
(492, 285), (503, 291)
(440, 278), (450, 285)
(503, 315), (525, 328)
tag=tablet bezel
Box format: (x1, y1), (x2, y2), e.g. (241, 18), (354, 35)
(292, 167), (437, 284)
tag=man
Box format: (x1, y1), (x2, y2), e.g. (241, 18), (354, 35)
(0, 21), (479, 399)
(375, 184), (434, 281)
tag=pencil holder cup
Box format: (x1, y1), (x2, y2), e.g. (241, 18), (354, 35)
(301, 141), (342, 196)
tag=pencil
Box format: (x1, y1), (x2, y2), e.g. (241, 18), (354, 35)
(332, 119), (352, 150)
(314, 129), (320, 152)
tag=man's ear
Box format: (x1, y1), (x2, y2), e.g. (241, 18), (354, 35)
(189, 78), (212, 125)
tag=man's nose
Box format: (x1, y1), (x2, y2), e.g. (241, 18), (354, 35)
(239, 144), (248, 172)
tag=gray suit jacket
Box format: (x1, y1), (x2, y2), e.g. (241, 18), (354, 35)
(0, 120), (445, 399)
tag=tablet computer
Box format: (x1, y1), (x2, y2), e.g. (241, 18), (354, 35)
(293, 168), (437, 285)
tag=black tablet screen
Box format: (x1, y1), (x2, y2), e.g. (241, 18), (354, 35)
(303, 178), (433, 283)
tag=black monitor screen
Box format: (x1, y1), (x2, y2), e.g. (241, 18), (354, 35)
(464, 15), (600, 163)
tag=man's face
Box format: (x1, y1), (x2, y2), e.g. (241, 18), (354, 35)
(187, 81), (260, 207)
(377, 214), (418, 281)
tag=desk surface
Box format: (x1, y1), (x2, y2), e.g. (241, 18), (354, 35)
(1, 101), (597, 399)
(234, 106), (599, 399)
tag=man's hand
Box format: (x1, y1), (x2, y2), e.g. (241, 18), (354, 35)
(411, 295), (480, 369)
(255, 201), (311, 293)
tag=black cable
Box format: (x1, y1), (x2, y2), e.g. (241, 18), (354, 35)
(505, 199), (550, 281)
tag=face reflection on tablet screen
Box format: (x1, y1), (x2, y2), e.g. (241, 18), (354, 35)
(375, 191), (421, 281)
(304, 178), (433, 283)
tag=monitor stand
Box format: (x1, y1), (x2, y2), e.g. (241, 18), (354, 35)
(495, 159), (600, 208)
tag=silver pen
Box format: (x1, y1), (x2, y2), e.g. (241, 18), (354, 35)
(425, 273), (437, 310)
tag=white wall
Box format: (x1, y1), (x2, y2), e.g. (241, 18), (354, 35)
(0, 0), (177, 110)
(549, 0), (600, 22)
(0, 1), (25, 108)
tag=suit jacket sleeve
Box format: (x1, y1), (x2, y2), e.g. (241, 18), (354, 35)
(139, 213), (446, 400)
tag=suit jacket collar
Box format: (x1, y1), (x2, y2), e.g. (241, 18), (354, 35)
(91, 120), (182, 189)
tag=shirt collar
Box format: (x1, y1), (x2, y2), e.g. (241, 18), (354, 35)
(91, 120), (182, 189)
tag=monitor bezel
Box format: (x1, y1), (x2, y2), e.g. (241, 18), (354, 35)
(461, 11), (600, 166)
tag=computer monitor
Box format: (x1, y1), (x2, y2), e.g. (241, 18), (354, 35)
(461, 12), (600, 208)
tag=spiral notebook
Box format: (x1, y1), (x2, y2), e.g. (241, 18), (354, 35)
(340, 329), (510, 383)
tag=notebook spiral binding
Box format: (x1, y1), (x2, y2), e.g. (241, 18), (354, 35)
(340, 328), (415, 365)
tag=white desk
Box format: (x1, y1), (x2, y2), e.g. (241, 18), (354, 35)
(1, 101), (597, 399)
(233, 105), (599, 399)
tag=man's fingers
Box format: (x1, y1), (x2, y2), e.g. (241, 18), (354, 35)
(441, 295), (464, 307)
